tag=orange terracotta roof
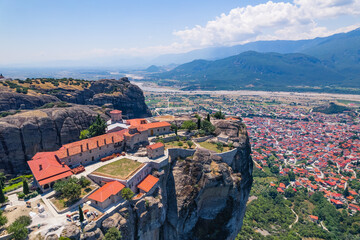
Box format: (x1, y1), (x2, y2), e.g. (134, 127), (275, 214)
(127, 118), (147, 126)
(88, 181), (125, 203)
(59, 130), (126, 157)
(38, 171), (73, 186)
(110, 110), (122, 114)
(28, 152), (73, 184)
(137, 175), (159, 192)
(309, 215), (319, 220)
(146, 142), (164, 150)
(141, 122), (171, 130)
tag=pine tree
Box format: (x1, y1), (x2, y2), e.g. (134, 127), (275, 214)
(79, 205), (84, 223)
(343, 187), (350, 197)
(197, 118), (201, 129)
(0, 188), (5, 203)
(207, 113), (210, 122)
(23, 180), (29, 195)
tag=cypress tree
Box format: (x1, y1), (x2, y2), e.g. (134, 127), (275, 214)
(197, 118), (201, 129)
(23, 180), (29, 195)
(79, 205), (84, 223)
(207, 113), (210, 122)
(0, 188), (5, 203)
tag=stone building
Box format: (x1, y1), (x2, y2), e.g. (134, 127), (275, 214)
(146, 142), (165, 159)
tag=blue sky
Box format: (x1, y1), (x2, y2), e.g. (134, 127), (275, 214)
(0, 0), (359, 66)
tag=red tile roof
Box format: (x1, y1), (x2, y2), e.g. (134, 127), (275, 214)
(309, 215), (319, 220)
(59, 130), (126, 156)
(141, 122), (171, 130)
(110, 110), (122, 114)
(137, 175), (159, 192)
(38, 171), (73, 185)
(146, 142), (164, 150)
(88, 181), (125, 203)
(28, 152), (73, 185)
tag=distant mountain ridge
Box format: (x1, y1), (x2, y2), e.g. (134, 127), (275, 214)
(151, 28), (360, 66)
(150, 28), (360, 93)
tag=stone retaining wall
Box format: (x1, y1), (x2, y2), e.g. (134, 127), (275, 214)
(168, 148), (196, 160)
(216, 148), (238, 166)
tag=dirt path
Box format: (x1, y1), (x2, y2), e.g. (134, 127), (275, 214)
(289, 208), (299, 229)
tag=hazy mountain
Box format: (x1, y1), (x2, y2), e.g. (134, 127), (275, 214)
(153, 51), (345, 90)
(152, 28), (360, 66)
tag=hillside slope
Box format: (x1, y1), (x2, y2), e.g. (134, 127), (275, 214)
(153, 51), (344, 90)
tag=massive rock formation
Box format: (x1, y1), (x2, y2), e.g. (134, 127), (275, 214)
(0, 106), (102, 173)
(83, 119), (253, 240)
(0, 78), (151, 118)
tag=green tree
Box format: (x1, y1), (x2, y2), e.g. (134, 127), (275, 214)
(79, 176), (91, 188)
(343, 187), (350, 197)
(0, 172), (6, 188)
(201, 120), (216, 134)
(181, 120), (196, 132)
(270, 166), (279, 174)
(15, 216), (31, 227)
(7, 221), (28, 240)
(79, 205), (84, 223)
(187, 140), (194, 149)
(197, 118), (201, 129)
(207, 113), (210, 122)
(53, 178), (81, 201)
(121, 188), (134, 201)
(88, 115), (107, 137)
(79, 115), (106, 139)
(213, 111), (225, 119)
(0, 210), (8, 227)
(79, 129), (90, 140)
(309, 176), (315, 182)
(22, 180), (29, 195)
(105, 227), (122, 240)
(216, 142), (224, 152)
(0, 188), (5, 203)
(7, 216), (31, 240)
(288, 171), (296, 181)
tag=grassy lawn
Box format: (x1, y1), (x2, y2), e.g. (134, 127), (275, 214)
(51, 185), (95, 210)
(164, 141), (194, 150)
(93, 158), (143, 179)
(198, 141), (230, 153)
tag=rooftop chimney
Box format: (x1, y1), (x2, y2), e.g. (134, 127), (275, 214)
(61, 162), (65, 167)
(39, 164), (42, 171)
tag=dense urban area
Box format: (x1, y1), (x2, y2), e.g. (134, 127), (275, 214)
(146, 91), (360, 239)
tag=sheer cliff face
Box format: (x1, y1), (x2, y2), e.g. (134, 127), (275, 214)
(160, 122), (253, 240)
(0, 106), (102, 173)
(0, 78), (151, 118)
(87, 120), (253, 240)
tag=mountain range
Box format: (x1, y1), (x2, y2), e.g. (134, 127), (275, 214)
(149, 28), (360, 92)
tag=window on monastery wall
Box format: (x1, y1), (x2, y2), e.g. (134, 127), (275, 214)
(99, 147), (102, 150)
(90, 150), (92, 153)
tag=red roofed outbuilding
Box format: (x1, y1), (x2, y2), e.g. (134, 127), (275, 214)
(27, 152), (73, 192)
(88, 181), (125, 209)
(147, 142), (165, 159)
(137, 174), (159, 194)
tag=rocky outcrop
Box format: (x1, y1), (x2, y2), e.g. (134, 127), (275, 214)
(95, 119), (253, 240)
(0, 78), (151, 118)
(61, 223), (81, 240)
(0, 91), (59, 111)
(0, 106), (102, 173)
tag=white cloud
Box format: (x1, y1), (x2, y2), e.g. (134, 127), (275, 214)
(173, 0), (360, 48)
